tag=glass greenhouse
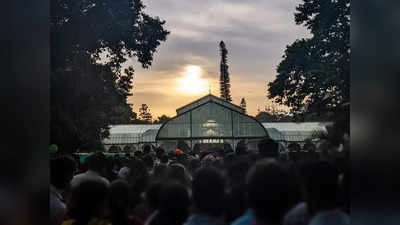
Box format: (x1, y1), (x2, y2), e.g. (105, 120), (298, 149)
(102, 94), (331, 152)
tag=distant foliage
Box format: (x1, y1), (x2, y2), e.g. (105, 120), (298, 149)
(153, 115), (171, 124)
(219, 41), (232, 102)
(139, 104), (153, 123)
(268, 0), (350, 117)
(51, 0), (169, 153)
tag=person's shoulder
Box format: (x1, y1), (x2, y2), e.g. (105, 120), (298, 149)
(231, 209), (254, 225)
(309, 209), (350, 225)
(61, 219), (75, 225)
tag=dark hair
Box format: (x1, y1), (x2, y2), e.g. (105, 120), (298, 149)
(128, 159), (149, 194)
(235, 140), (248, 156)
(167, 164), (189, 186)
(155, 147), (165, 158)
(192, 167), (226, 217)
(257, 138), (279, 158)
(50, 156), (76, 189)
(153, 164), (168, 180)
(160, 154), (169, 164)
(146, 181), (163, 211)
(143, 145), (151, 154)
(109, 179), (131, 225)
(150, 182), (190, 225)
(68, 180), (109, 225)
(299, 160), (340, 215)
(143, 154), (154, 169)
(246, 159), (291, 224)
(87, 153), (106, 172)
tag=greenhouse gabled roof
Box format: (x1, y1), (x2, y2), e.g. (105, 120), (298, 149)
(158, 100), (268, 140)
(176, 94), (245, 115)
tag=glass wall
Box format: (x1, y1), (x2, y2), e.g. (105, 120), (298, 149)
(157, 101), (268, 140)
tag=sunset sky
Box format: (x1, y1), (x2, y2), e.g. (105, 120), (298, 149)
(126, 0), (310, 118)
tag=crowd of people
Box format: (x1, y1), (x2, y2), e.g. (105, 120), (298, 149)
(50, 139), (350, 225)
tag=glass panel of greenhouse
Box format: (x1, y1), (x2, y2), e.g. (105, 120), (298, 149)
(156, 100), (269, 140)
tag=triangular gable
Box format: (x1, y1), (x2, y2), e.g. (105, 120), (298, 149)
(176, 94), (244, 115)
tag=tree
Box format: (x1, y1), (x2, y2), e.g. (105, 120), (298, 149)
(219, 41), (232, 102)
(255, 111), (279, 122)
(51, 0), (169, 153)
(268, 0), (350, 118)
(139, 104), (153, 123)
(240, 98), (247, 114)
(153, 114), (171, 124)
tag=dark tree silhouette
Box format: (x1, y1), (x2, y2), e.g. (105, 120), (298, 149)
(240, 98), (247, 114)
(219, 41), (232, 102)
(153, 115), (171, 124)
(268, 0), (350, 117)
(51, 0), (169, 153)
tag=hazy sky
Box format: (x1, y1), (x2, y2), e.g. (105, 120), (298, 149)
(127, 0), (310, 118)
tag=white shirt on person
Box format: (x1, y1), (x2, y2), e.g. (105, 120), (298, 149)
(70, 170), (109, 189)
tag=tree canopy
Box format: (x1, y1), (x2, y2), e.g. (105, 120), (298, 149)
(219, 41), (232, 102)
(268, 0), (350, 116)
(240, 98), (247, 114)
(51, 0), (169, 153)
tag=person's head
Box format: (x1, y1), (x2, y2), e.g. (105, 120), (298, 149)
(143, 145), (151, 155)
(87, 152), (106, 173)
(155, 147), (165, 159)
(153, 164), (168, 180)
(299, 160), (340, 215)
(128, 159), (149, 193)
(227, 157), (250, 186)
(236, 141), (248, 156)
(145, 181), (163, 212)
(189, 158), (200, 174)
(152, 182), (190, 225)
(246, 159), (291, 225)
(134, 150), (143, 158)
(143, 154), (154, 170)
(160, 153), (169, 164)
(192, 167), (226, 217)
(167, 163), (190, 185)
(109, 179), (130, 215)
(50, 155), (76, 190)
(68, 180), (109, 224)
(257, 138), (279, 159)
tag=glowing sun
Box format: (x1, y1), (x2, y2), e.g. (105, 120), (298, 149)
(178, 65), (208, 95)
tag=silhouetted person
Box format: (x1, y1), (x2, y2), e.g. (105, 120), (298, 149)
(257, 139), (279, 159)
(160, 154), (169, 165)
(188, 158), (201, 175)
(70, 153), (109, 190)
(143, 154), (155, 174)
(143, 145), (151, 155)
(167, 163), (192, 187)
(144, 181), (163, 225)
(247, 159), (292, 225)
(109, 179), (143, 225)
(150, 182), (191, 225)
(300, 160), (349, 225)
(184, 167), (226, 225)
(63, 180), (110, 225)
(127, 159), (149, 192)
(50, 156), (76, 225)
(225, 157), (251, 223)
(152, 164), (168, 181)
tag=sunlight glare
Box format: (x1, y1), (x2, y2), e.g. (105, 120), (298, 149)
(178, 65), (208, 95)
